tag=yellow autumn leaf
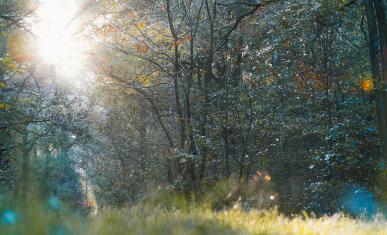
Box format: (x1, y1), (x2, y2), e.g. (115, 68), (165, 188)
(143, 79), (152, 86)
(126, 89), (136, 96)
(0, 103), (9, 110)
(137, 74), (153, 86)
(361, 79), (374, 92)
(87, 198), (96, 207)
(0, 57), (11, 64)
(155, 33), (163, 41)
(136, 21), (146, 30)
(264, 175), (271, 182)
(265, 77), (274, 85)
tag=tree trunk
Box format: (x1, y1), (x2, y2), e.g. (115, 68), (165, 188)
(21, 130), (30, 197)
(167, 0), (186, 151)
(365, 0), (387, 199)
(373, 0), (387, 159)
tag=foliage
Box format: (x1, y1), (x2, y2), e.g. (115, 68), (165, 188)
(0, 0), (386, 226)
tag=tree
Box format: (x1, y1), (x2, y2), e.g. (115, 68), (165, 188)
(364, 0), (387, 201)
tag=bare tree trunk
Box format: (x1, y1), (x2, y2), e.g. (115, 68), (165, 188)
(373, 0), (387, 159)
(222, 125), (230, 179)
(21, 130), (30, 197)
(365, 0), (387, 199)
(197, 0), (217, 181)
(167, 0), (186, 151)
(365, 0), (381, 79)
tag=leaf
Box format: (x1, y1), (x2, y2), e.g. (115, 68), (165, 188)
(0, 81), (6, 89)
(361, 79), (374, 92)
(136, 21), (147, 30)
(155, 33), (164, 41)
(0, 103), (9, 110)
(133, 42), (149, 53)
(137, 74), (152, 86)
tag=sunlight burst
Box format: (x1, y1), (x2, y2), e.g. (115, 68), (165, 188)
(32, 0), (88, 78)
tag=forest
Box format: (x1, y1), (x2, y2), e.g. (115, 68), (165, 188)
(0, 0), (386, 234)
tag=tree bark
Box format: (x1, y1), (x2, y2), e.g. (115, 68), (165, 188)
(167, 0), (186, 151)
(21, 130), (30, 197)
(373, 0), (387, 159)
(365, 0), (387, 199)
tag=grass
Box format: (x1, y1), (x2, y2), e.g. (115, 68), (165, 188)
(85, 207), (387, 235)
(1, 193), (386, 235)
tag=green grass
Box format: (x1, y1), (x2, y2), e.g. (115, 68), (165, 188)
(85, 207), (386, 235)
(1, 194), (386, 235)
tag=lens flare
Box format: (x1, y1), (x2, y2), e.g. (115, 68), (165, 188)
(32, 0), (89, 82)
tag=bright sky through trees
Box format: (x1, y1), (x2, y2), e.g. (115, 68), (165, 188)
(31, 0), (89, 81)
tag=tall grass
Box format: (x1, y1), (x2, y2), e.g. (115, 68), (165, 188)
(1, 191), (386, 235)
(89, 208), (387, 235)
(0, 194), (84, 235)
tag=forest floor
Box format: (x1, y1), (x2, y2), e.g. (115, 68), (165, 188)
(1, 196), (386, 235)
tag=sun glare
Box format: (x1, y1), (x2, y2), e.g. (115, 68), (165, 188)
(32, 0), (88, 79)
